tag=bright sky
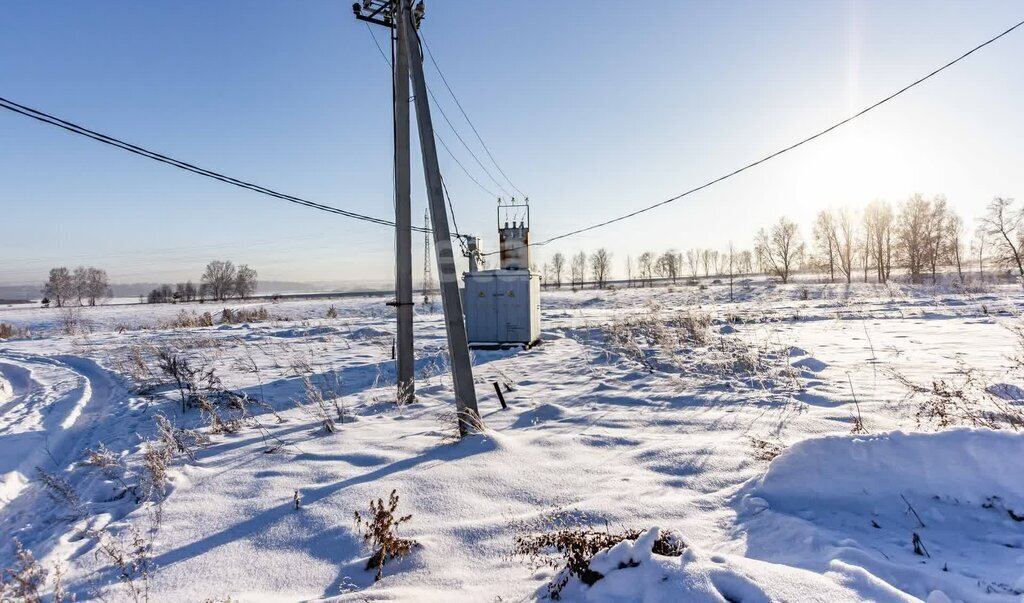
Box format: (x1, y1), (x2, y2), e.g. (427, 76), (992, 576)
(1, 1), (1022, 286)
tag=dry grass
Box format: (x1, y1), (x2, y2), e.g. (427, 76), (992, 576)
(891, 365), (1024, 431)
(162, 310), (214, 329)
(220, 307), (270, 324)
(594, 307), (802, 400)
(59, 307), (86, 335)
(0, 322), (30, 339)
(297, 375), (337, 433)
(36, 466), (84, 517)
(353, 489), (418, 582)
(749, 436), (786, 461)
(512, 514), (685, 599)
(93, 523), (153, 603)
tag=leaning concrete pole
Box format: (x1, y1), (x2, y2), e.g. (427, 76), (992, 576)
(398, 1), (480, 434)
(393, 4), (415, 405)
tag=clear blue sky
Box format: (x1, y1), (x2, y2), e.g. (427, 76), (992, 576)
(2, 1), (1022, 286)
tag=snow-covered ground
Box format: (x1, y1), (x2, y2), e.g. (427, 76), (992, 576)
(1, 281), (1023, 602)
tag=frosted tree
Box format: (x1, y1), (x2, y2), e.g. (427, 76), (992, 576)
(947, 214), (966, 284)
(685, 249), (700, 278)
(638, 252), (654, 286)
(234, 264), (258, 299)
(202, 260), (236, 301)
(979, 197), (1024, 280)
(590, 248), (612, 289)
(864, 200), (894, 283)
(813, 210), (837, 282)
(550, 253), (566, 289)
(42, 267), (74, 308)
(571, 252), (587, 290)
(755, 217), (803, 283)
(655, 250), (680, 283)
(896, 194), (932, 284)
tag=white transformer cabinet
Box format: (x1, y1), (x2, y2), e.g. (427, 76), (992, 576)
(463, 269), (540, 348)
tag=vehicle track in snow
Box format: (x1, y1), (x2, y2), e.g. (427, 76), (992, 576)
(0, 351), (127, 512)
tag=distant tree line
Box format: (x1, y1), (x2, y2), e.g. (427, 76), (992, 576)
(41, 266), (110, 307)
(541, 195), (1023, 289)
(38, 260), (258, 307)
(147, 260), (258, 304)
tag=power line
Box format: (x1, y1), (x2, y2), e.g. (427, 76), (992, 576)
(483, 16), (1024, 256)
(421, 34), (527, 199)
(434, 133), (497, 197)
(0, 95), (432, 234)
(423, 83), (511, 197)
(364, 23), (498, 198)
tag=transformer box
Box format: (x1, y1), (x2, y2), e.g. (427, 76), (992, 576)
(463, 269), (540, 348)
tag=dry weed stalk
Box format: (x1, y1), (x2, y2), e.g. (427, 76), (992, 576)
(93, 523), (153, 603)
(0, 322), (30, 339)
(298, 376), (336, 433)
(353, 490), (418, 582)
(512, 519), (685, 599)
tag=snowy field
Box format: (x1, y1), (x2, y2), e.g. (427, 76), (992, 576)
(2, 281), (1023, 602)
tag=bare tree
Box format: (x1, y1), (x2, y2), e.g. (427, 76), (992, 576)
(947, 213), (966, 284)
(727, 242), (736, 301)
(700, 249), (713, 277)
(971, 227), (988, 284)
(831, 208), (857, 284)
(625, 256), (633, 287)
(737, 250), (753, 275)
(655, 250), (680, 283)
(895, 194), (933, 284)
(202, 260), (237, 301)
(685, 249), (700, 278)
(571, 251), (587, 290)
(234, 264), (258, 299)
(638, 252), (654, 286)
(924, 196), (949, 285)
(979, 197), (1024, 280)
(813, 210), (837, 282)
(550, 253), (566, 289)
(590, 248), (612, 288)
(71, 266), (110, 306)
(864, 200), (894, 283)
(42, 267), (75, 308)
(755, 217), (803, 283)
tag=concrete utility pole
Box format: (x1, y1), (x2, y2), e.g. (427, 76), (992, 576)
(392, 5), (414, 405)
(355, 0), (480, 435)
(399, 1), (480, 434)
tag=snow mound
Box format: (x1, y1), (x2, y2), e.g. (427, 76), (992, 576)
(738, 429), (1024, 602)
(560, 528), (914, 602)
(269, 325), (339, 338)
(350, 326), (392, 339)
(753, 429), (1024, 509)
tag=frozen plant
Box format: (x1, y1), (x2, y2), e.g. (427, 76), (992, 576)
(512, 523), (685, 599)
(93, 523), (154, 603)
(353, 489), (418, 582)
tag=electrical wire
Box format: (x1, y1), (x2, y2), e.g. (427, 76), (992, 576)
(421, 34), (527, 199)
(482, 16), (1024, 256)
(365, 23), (498, 199)
(0, 95), (433, 233)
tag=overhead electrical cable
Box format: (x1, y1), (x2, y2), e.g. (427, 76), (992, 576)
(483, 16), (1024, 255)
(0, 95), (433, 233)
(364, 23), (499, 197)
(421, 34), (527, 199)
